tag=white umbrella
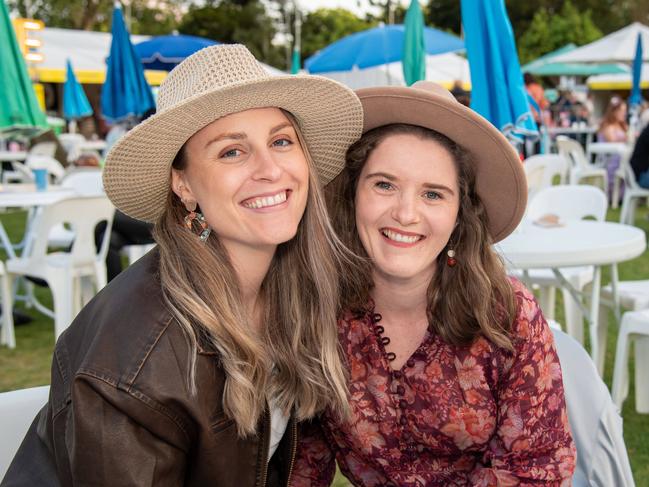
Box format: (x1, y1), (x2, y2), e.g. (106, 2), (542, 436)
(552, 22), (649, 64)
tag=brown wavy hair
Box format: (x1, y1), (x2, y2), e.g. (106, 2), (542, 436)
(154, 112), (350, 437)
(326, 123), (516, 350)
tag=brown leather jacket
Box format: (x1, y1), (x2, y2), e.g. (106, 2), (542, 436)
(1, 250), (297, 487)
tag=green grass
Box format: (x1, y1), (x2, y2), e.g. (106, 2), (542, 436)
(1, 207), (648, 485)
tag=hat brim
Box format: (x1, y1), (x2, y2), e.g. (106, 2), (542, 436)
(356, 86), (527, 243)
(103, 75), (363, 223)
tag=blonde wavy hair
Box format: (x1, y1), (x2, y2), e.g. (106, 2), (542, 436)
(327, 124), (516, 351)
(153, 113), (350, 436)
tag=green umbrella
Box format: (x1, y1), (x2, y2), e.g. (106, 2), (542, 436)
(403, 0), (426, 86)
(0, 0), (47, 129)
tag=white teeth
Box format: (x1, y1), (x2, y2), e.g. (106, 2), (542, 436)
(382, 229), (420, 244)
(244, 191), (287, 209)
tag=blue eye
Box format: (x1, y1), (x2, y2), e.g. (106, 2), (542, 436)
(273, 137), (292, 147)
(424, 191), (441, 200)
(375, 181), (392, 190)
(221, 148), (242, 158)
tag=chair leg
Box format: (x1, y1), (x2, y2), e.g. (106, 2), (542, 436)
(1, 272), (15, 349)
(538, 286), (556, 321)
(612, 320), (631, 409)
(635, 336), (649, 413)
(562, 286), (584, 344)
(620, 193), (632, 224)
(612, 177), (620, 209)
(48, 273), (74, 341)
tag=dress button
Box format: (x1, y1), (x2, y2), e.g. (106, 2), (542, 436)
(399, 399), (408, 409)
(406, 358), (416, 368)
(396, 385), (405, 395)
(399, 415), (408, 426)
(393, 370), (403, 379)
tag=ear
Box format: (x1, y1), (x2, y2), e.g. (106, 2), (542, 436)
(171, 169), (195, 202)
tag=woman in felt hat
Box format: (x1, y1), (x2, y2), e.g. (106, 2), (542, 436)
(1, 45), (363, 487)
(292, 82), (576, 485)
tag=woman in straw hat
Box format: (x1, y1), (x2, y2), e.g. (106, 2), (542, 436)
(2, 45), (363, 486)
(291, 82), (576, 485)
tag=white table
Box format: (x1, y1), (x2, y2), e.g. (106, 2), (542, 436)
(0, 185), (76, 259)
(0, 151), (27, 163)
(79, 140), (107, 154)
(496, 219), (646, 373)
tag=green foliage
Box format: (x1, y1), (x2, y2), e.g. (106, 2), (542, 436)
(178, 0), (284, 69)
(518, 0), (602, 64)
(301, 8), (376, 62)
(7, 0), (180, 33)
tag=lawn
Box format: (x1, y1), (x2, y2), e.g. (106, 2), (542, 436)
(1, 206), (648, 486)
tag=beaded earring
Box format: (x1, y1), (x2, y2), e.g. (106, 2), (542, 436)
(182, 197), (211, 242)
(446, 244), (457, 267)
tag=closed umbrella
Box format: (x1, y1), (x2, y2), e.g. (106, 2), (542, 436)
(630, 33), (643, 107)
(402, 0), (425, 86)
(0, 0), (47, 129)
(461, 0), (537, 141)
(101, 3), (155, 122)
(305, 24), (463, 74)
(134, 34), (217, 71)
(63, 59), (93, 132)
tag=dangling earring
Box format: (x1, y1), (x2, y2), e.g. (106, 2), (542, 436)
(182, 197), (211, 242)
(446, 243), (457, 267)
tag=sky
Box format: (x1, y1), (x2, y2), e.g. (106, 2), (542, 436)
(300, 0), (409, 17)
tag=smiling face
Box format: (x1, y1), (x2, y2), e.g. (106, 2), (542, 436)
(354, 133), (460, 284)
(172, 107), (309, 258)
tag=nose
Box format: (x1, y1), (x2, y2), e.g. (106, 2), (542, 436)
(391, 193), (419, 226)
(252, 147), (282, 182)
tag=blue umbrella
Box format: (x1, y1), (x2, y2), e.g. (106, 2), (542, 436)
(305, 24), (463, 73)
(63, 59), (93, 121)
(134, 34), (218, 71)
(630, 33), (643, 107)
(101, 3), (155, 122)
(461, 0), (537, 141)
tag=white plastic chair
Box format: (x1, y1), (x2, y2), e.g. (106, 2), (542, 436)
(515, 185), (608, 349)
(523, 154), (569, 202)
(556, 136), (608, 197)
(58, 133), (86, 164)
(0, 261), (15, 349)
(618, 152), (649, 225)
(47, 170), (105, 248)
(551, 327), (635, 486)
(0, 385), (50, 479)
(6, 196), (114, 339)
(611, 309), (649, 415)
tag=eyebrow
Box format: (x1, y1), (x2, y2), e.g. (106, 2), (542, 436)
(365, 171), (455, 195)
(203, 122), (295, 150)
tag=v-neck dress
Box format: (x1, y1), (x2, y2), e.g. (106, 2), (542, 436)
(291, 279), (575, 486)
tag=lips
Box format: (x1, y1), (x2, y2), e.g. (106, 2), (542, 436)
(241, 190), (289, 209)
(381, 228), (424, 244)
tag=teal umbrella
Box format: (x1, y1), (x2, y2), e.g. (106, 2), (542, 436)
(402, 0), (426, 86)
(0, 0), (47, 129)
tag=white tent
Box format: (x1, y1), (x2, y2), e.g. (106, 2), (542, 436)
(552, 22), (649, 64)
(587, 63), (649, 90)
(35, 27), (284, 85)
(310, 52), (470, 90)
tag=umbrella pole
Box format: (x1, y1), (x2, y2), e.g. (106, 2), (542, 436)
(68, 120), (77, 134)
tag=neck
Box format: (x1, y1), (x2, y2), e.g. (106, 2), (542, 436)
(227, 243), (276, 329)
(371, 269), (432, 324)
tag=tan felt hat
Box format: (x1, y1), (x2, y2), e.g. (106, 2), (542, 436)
(103, 44), (364, 223)
(356, 81), (527, 243)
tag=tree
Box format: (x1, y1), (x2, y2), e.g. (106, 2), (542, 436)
(518, 0), (602, 64)
(8, 0), (181, 33)
(300, 8), (376, 62)
(178, 1), (284, 68)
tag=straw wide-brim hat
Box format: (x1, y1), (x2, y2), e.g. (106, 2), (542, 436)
(103, 44), (364, 223)
(356, 81), (527, 243)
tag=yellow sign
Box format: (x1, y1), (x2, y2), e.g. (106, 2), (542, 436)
(12, 18), (45, 63)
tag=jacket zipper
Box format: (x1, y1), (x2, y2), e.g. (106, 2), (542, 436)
(285, 418), (298, 486)
(259, 410), (271, 487)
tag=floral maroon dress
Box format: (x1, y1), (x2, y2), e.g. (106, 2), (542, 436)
(291, 279), (576, 486)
